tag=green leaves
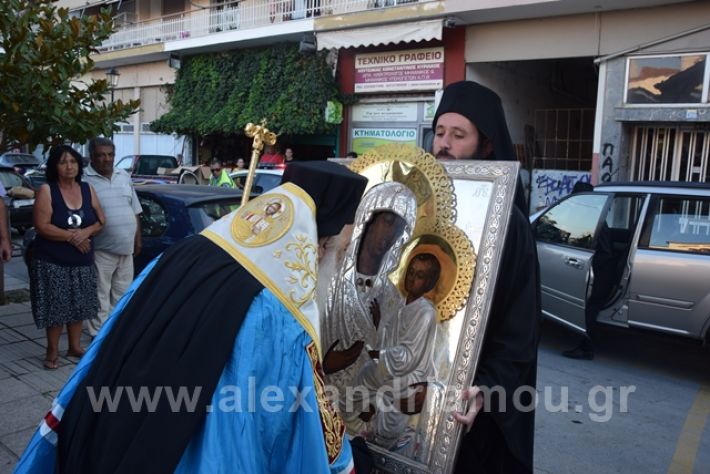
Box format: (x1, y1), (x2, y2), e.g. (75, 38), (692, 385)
(151, 44), (341, 137)
(0, 0), (140, 153)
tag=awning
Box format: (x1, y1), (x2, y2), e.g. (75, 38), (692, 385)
(316, 19), (442, 51)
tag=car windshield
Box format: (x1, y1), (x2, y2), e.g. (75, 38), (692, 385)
(2, 154), (40, 165)
(230, 171), (282, 193)
(135, 156), (178, 175)
(188, 199), (242, 230)
(0, 170), (27, 189)
(255, 173), (282, 192)
(116, 157), (133, 170)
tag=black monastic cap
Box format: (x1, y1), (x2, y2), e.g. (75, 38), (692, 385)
(433, 81), (529, 211)
(432, 81), (516, 162)
(281, 161), (368, 237)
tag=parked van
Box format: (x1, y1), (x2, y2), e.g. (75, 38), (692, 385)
(531, 181), (710, 342)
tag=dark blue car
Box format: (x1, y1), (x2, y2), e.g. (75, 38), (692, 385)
(23, 185), (256, 273)
(134, 184), (253, 275)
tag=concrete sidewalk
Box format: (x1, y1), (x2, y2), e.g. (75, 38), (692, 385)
(0, 251), (88, 473)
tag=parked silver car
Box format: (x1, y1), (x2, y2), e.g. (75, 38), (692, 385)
(0, 152), (42, 175)
(531, 181), (710, 342)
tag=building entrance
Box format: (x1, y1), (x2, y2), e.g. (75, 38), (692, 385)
(630, 126), (710, 182)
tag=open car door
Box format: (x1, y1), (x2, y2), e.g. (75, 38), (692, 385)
(532, 192), (611, 332)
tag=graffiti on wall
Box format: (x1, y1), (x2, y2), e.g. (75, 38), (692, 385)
(530, 169), (592, 213)
(601, 143), (614, 183)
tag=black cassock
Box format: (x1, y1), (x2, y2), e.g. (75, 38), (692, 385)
(455, 205), (542, 474)
(433, 80), (542, 474)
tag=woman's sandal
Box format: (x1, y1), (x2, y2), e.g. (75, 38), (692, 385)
(43, 358), (59, 370)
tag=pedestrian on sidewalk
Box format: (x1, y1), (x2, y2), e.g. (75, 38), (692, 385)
(30, 145), (104, 369)
(83, 137), (143, 338)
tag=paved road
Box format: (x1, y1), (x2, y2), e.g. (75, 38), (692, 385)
(535, 321), (710, 474)
(0, 243), (708, 473)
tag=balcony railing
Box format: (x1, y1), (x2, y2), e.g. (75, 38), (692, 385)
(100, 0), (425, 52)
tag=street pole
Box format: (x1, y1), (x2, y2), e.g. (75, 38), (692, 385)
(106, 67), (120, 139)
(110, 87), (115, 139)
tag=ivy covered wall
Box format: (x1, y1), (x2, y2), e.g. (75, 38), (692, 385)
(151, 44), (342, 136)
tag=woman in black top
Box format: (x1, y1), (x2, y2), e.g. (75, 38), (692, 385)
(31, 145), (105, 369)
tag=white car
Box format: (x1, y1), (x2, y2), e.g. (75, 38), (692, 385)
(229, 169), (283, 193)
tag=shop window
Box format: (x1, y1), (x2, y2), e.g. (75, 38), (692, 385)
(533, 108), (594, 171)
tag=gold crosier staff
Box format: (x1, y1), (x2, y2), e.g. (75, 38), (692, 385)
(242, 120), (277, 206)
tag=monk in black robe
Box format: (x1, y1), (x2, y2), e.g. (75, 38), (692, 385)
(432, 81), (542, 473)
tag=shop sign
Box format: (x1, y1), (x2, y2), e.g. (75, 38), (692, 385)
(352, 103), (418, 122)
(351, 128), (417, 154)
(354, 47), (444, 93)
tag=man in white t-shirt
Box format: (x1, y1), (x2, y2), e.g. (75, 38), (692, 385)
(82, 138), (142, 337)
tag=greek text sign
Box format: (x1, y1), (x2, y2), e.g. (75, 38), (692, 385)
(352, 103), (418, 122)
(351, 128), (417, 155)
(354, 47), (444, 93)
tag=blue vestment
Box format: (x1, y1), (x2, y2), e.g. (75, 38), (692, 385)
(15, 257), (353, 474)
(175, 289), (353, 474)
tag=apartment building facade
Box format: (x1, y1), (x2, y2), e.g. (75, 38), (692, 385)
(61, 0), (709, 210)
(457, 0), (710, 210)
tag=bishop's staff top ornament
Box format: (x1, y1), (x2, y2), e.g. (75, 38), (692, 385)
(243, 119), (277, 206)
